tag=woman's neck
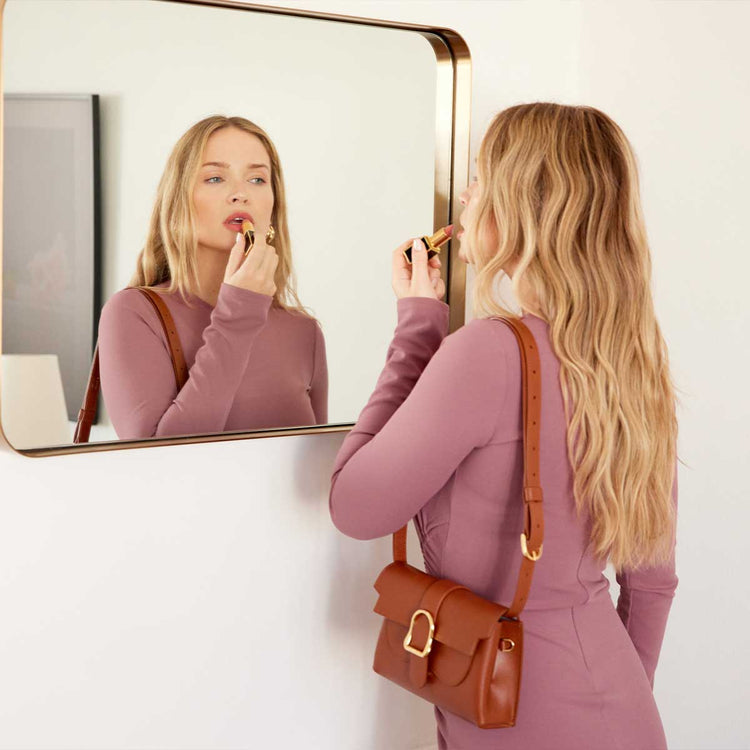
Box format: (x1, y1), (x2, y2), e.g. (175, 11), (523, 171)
(194, 245), (227, 307)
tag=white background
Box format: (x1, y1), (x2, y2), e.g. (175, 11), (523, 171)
(1, 1), (748, 749)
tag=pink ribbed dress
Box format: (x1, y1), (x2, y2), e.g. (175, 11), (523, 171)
(98, 280), (328, 439)
(329, 297), (678, 750)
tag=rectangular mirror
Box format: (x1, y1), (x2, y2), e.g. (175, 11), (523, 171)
(0, 0), (469, 456)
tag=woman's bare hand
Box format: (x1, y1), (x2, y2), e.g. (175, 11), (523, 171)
(392, 238), (445, 300)
(224, 230), (278, 297)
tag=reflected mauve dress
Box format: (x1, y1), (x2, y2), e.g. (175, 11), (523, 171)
(98, 280), (328, 439)
(329, 297), (678, 750)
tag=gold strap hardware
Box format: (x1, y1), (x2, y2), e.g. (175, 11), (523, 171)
(403, 609), (435, 658)
(499, 638), (516, 652)
(520, 533), (543, 561)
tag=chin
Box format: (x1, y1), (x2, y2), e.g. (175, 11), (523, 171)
(457, 239), (469, 264)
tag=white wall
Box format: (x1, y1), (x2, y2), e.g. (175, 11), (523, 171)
(1, 2), (748, 749)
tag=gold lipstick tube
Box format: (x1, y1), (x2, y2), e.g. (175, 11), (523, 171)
(242, 220), (255, 257)
(403, 224), (453, 264)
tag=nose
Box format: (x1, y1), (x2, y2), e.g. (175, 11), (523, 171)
(226, 177), (249, 204)
(459, 186), (470, 206)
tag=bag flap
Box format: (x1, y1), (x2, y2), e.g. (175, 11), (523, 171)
(432, 588), (507, 655)
(374, 562), (432, 624)
(374, 562), (508, 656)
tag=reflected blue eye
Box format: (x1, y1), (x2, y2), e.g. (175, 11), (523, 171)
(205, 176), (266, 184)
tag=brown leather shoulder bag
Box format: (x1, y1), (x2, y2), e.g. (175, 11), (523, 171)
(372, 315), (544, 729)
(73, 286), (188, 443)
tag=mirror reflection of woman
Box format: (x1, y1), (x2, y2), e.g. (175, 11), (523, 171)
(330, 103), (679, 750)
(98, 115), (327, 439)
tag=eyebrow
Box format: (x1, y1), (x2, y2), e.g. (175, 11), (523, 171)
(201, 161), (270, 170)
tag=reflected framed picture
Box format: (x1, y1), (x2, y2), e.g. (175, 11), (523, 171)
(2, 93), (101, 422)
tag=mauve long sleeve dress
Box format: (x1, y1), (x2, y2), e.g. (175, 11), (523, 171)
(98, 280), (328, 439)
(329, 297), (678, 750)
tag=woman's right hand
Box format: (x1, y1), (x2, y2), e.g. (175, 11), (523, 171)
(223, 231), (278, 297)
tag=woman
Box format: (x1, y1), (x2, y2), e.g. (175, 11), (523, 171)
(329, 103), (679, 749)
(98, 115), (328, 439)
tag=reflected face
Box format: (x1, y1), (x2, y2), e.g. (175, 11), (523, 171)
(192, 127), (275, 253)
(457, 175), (498, 264)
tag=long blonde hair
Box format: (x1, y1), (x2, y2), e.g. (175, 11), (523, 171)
(129, 115), (314, 318)
(467, 103), (681, 570)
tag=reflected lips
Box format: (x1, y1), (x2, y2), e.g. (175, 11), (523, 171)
(224, 212), (254, 231)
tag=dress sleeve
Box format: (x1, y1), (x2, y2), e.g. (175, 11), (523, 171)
(98, 282), (272, 439)
(615, 459), (679, 687)
(309, 320), (329, 424)
(329, 297), (507, 540)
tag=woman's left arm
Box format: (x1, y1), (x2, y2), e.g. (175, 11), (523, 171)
(329, 298), (507, 540)
(615, 460), (679, 687)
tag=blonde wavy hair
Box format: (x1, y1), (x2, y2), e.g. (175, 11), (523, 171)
(129, 114), (314, 318)
(467, 103), (681, 571)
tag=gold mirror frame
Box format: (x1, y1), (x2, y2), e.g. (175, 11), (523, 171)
(0, 0), (471, 458)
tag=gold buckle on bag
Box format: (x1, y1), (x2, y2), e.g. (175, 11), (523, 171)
(403, 609), (435, 658)
(521, 533), (543, 561)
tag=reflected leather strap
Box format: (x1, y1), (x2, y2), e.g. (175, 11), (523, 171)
(73, 286), (188, 444)
(135, 287), (189, 388)
(391, 315), (544, 620)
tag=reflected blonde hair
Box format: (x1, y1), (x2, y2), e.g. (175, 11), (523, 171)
(129, 115), (314, 318)
(467, 103), (681, 570)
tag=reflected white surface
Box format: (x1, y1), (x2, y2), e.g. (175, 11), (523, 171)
(0, 354), (70, 448)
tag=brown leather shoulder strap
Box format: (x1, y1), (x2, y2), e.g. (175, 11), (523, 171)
(135, 287), (189, 389)
(73, 286), (188, 444)
(497, 316), (544, 617)
(391, 316), (544, 619)
(73, 342), (102, 444)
